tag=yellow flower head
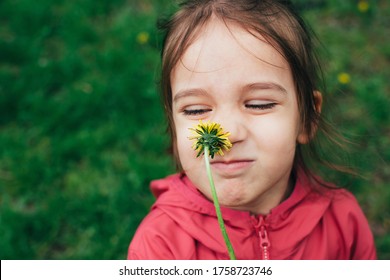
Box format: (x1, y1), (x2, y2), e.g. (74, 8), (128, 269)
(358, 1), (369, 13)
(338, 72), (351, 85)
(136, 32), (150, 45)
(189, 120), (232, 158)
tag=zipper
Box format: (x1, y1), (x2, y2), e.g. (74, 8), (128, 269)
(259, 224), (270, 260)
(252, 215), (271, 260)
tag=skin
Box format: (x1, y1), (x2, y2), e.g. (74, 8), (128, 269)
(171, 18), (320, 215)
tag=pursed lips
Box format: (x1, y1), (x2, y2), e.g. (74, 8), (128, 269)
(210, 159), (255, 172)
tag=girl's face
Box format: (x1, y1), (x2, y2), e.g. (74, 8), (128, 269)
(171, 19), (308, 215)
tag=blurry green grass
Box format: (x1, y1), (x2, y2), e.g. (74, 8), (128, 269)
(0, 0), (389, 259)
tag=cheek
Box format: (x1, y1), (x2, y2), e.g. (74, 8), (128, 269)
(176, 129), (209, 195)
(175, 128), (199, 169)
(256, 114), (300, 153)
(173, 116), (191, 166)
(177, 137), (190, 160)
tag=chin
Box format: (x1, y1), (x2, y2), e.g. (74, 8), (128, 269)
(217, 186), (248, 207)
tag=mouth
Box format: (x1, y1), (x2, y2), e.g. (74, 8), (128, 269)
(210, 159), (255, 173)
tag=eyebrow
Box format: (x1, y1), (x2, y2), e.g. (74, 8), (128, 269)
(173, 81), (288, 103)
(173, 88), (208, 103)
(244, 82), (288, 95)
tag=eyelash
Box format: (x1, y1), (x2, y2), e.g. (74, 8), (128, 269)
(182, 103), (276, 116)
(245, 103), (276, 110)
(183, 109), (211, 116)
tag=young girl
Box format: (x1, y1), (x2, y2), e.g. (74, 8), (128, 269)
(128, 0), (376, 260)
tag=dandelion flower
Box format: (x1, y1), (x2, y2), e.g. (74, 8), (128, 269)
(338, 72), (351, 85)
(136, 32), (150, 45)
(189, 120), (232, 158)
(188, 120), (236, 260)
(358, 1), (369, 13)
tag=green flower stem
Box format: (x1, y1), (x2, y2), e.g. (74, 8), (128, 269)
(204, 146), (236, 260)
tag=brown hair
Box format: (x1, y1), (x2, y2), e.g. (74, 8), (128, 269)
(158, 0), (350, 183)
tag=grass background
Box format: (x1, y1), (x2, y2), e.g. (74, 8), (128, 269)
(0, 0), (389, 259)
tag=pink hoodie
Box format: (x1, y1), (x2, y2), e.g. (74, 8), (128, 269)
(128, 171), (376, 260)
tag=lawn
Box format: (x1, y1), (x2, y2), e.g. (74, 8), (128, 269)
(0, 0), (389, 259)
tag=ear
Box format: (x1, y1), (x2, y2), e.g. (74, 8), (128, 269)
(297, 91), (323, 144)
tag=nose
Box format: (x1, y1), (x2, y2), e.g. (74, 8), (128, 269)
(213, 110), (247, 145)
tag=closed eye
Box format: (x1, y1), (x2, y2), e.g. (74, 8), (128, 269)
(183, 108), (212, 116)
(245, 103), (276, 110)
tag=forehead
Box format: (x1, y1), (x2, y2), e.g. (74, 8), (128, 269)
(192, 19), (284, 63)
(171, 18), (292, 93)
